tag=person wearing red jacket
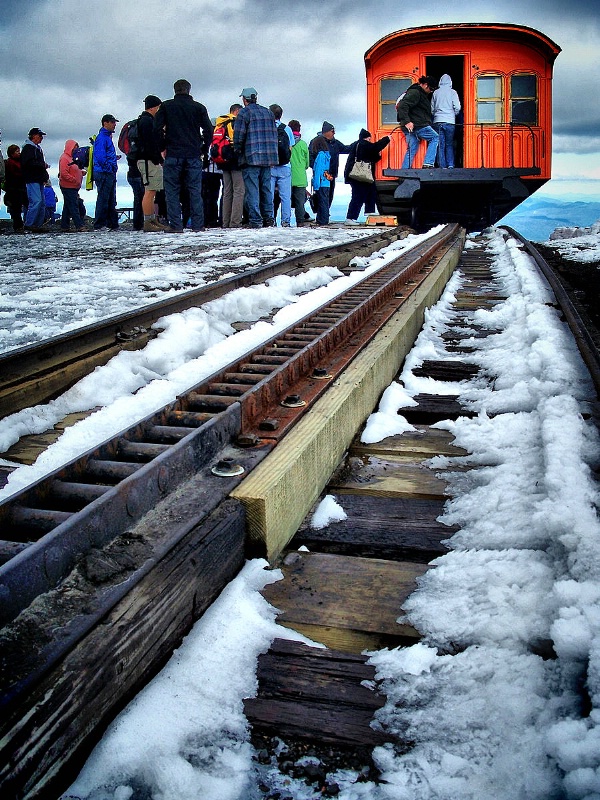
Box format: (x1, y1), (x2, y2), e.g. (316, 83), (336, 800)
(3, 144), (28, 232)
(58, 139), (86, 232)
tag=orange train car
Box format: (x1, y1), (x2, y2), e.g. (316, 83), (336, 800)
(365, 24), (561, 229)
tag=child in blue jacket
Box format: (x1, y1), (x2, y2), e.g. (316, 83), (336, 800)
(44, 180), (59, 223)
(311, 136), (332, 225)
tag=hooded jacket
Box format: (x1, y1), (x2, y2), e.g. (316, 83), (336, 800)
(396, 82), (433, 131)
(431, 74), (461, 124)
(59, 139), (84, 189)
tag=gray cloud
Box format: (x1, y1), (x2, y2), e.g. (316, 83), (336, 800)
(1, 0), (598, 174)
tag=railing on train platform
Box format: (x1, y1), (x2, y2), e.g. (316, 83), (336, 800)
(383, 122), (539, 172)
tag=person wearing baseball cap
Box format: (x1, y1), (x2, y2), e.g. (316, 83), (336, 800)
(93, 114), (120, 230)
(233, 86), (278, 227)
(21, 126), (50, 232)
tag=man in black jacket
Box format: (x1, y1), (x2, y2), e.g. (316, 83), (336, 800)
(396, 76), (439, 168)
(21, 127), (49, 232)
(136, 95), (168, 232)
(154, 79), (213, 232)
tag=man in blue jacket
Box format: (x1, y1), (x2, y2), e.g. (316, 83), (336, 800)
(154, 79), (213, 232)
(93, 114), (120, 230)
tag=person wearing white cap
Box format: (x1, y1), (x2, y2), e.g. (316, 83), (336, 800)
(21, 127), (49, 232)
(233, 87), (278, 228)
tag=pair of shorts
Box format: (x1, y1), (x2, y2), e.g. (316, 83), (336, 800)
(137, 160), (163, 191)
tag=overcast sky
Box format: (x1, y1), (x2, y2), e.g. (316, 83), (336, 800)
(1, 0), (599, 193)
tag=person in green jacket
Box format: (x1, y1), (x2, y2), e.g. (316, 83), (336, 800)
(288, 120), (310, 226)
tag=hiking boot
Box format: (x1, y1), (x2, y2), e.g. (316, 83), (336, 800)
(143, 218), (168, 232)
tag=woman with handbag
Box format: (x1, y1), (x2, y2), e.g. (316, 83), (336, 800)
(343, 129), (390, 225)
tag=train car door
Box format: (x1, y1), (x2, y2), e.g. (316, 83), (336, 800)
(425, 55), (465, 166)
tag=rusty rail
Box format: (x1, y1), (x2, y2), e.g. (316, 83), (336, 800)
(0, 225), (461, 628)
(0, 229), (403, 419)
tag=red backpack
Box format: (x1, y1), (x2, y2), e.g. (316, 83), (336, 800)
(209, 120), (235, 166)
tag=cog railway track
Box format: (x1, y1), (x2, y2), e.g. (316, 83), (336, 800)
(1, 223), (598, 799)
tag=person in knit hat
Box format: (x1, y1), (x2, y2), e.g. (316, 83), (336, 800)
(308, 120), (351, 208)
(136, 94), (168, 231)
(343, 128), (390, 225)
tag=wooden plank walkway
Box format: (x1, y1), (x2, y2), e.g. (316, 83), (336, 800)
(245, 243), (499, 767)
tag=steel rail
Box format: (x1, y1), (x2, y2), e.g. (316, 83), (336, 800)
(500, 225), (600, 397)
(0, 225), (460, 629)
(0, 229), (402, 419)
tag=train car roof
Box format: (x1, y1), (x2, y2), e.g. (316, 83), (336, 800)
(365, 23), (561, 66)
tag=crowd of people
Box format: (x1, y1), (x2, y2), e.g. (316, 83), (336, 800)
(1, 74), (460, 235)
(1, 78), (398, 235)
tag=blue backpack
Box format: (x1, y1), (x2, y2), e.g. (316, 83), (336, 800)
(70, 145), (90, 170)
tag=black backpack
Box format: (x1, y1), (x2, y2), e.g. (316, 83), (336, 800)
(276, 123), (291, 165)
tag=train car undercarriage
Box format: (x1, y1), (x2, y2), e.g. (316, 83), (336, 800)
(378, 167), (544, 231)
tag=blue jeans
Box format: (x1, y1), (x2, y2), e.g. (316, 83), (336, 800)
(93, 171), (118, 229)
(271, 164), (292, 225)
(127, 170), (145, 230)
(25, 183), (45, 228)
(401, 125), (439, 168)
(242, 166), (274, 228)
(60, 187), (84, 229)
(434, 123), (456, 168)
(163, 156), (204, 231)
(315, 186), (330, 225)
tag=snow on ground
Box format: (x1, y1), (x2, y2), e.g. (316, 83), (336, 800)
(0, 227), (440, 499)
(544, 218), (600, 264)
(363, 229), (600, 800)
(59, 227), (600, 800)
(0, 226), (373, 354)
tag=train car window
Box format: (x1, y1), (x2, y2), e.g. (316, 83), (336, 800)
(380, 77), (413, 125)
(476, 75), (503, 124)
(510, 74), (538, 125)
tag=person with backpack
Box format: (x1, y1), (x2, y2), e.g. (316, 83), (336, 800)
(233, 87), (278, 228)
(268, 104), (294, 228)
(153, 79), (213, 233)
(288, 119), (310, 227)
(134, 95), (169, 232)
(213, 104), (244, 228)
(58, 139), (86, 231)
(93, 114), (120, 231)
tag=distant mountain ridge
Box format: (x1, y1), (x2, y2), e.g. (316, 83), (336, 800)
(500, 196), (600, 242)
